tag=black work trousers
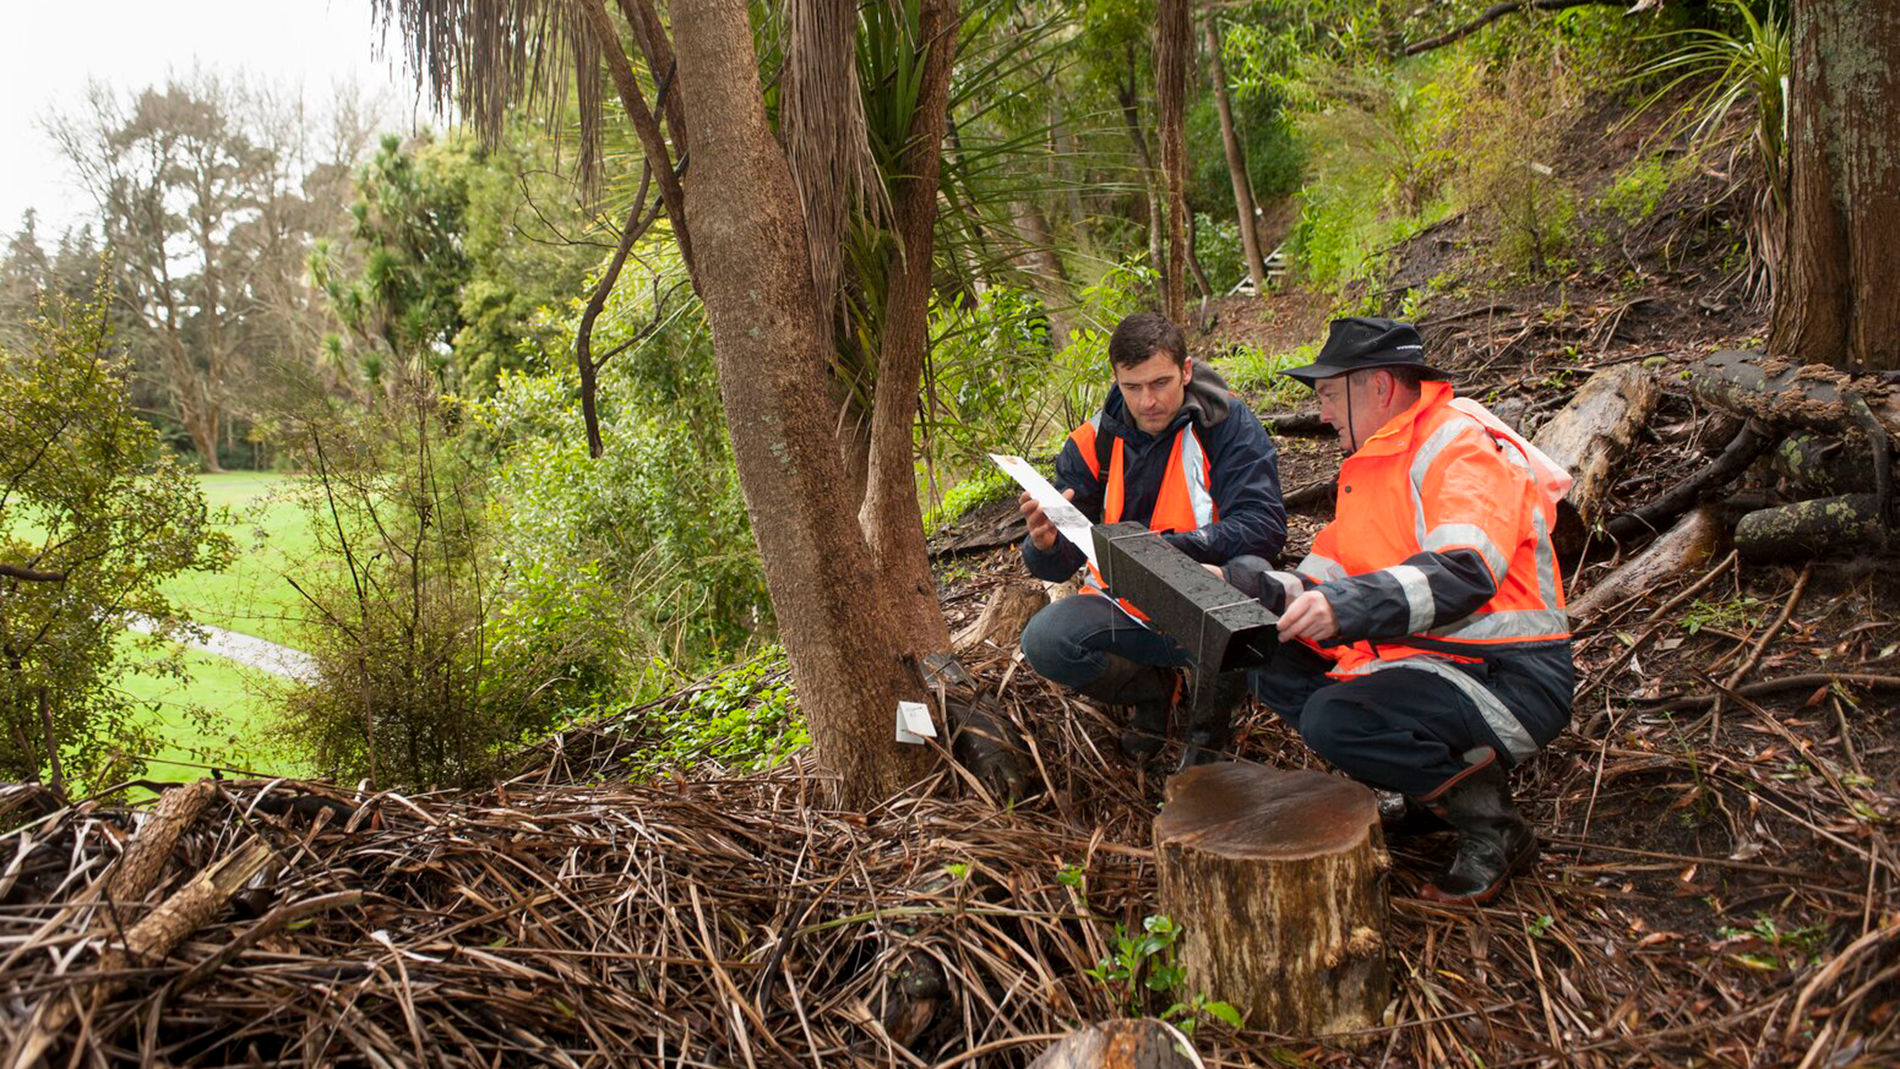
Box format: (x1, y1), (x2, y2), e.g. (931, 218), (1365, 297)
(1247, 643), (1513, 798)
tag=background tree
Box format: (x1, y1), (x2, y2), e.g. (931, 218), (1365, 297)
(50, 74), (369, 470)
(1767, 0), (1899, 371)
(0, 288), (233, 797)
(379, 0), (963, 806)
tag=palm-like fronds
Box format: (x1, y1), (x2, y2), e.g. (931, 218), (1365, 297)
(369, 0), (605, 180)
(1627, 1), (1788, 179)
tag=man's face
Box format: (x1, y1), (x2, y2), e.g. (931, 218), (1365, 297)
(1114, 351), (1192, 435)
(1314, 371), (1384, 454)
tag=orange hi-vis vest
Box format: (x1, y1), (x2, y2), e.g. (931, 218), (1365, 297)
(1068, 413), (1219, 620)
(1297, 380), (1570, 678)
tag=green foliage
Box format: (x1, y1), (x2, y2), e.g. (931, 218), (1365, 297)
(477, 250), (766, 674)
(1595, 154), (1687, 223)
(1627, 1), (1788, 184)
(923, 465), (1012, 535)
(1218, 341), (1313, 413)
(617, 647), (807, 776)
(275, 384), (583, 789)
(0, 288), (234, 795)
(1086, 914), (1187, 1016)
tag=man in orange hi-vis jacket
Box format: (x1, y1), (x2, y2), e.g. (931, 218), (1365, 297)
(1018, 312), (1287, 770)
(1220, 317), (1574, 905)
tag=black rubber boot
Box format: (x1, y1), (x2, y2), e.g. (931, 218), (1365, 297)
(1072, 654), (1176, 762)
(1174, 671), (1248, 771)
(1413, 748), (1536, 905)
(1375, 790), (1455, 838)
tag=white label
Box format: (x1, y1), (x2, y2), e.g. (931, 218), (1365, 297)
(894, 700), (938, 744)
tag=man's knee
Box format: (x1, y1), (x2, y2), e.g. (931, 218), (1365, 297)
(1019, 601), (1096, 688)
(1295, 690), (1358, 765)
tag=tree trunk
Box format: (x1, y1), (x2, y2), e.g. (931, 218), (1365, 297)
(672, 0), (929, 807)
(1155, 0), (1192, 326)
(1767, 0), (1900, 371)
(1009, 201), (1076, 351)
(859, 0), (960, 660)
(1204, 19), (1267, 292)
(1117, 76), (1169, 305)
(1153, 763), (1390, 1037)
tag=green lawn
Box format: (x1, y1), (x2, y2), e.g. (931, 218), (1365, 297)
(112, 633), (309, 782)
(164, 472), (317, 649)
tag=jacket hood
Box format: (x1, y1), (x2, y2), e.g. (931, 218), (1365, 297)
(1101, 361), (1235, 436)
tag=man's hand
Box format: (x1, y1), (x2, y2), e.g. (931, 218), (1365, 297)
(1202, 563), (1225, 580)
(1021, 488), (1076, 552)
(1277, 589), (1339, 642)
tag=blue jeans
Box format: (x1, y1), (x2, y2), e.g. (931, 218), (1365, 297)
(1019, 593), (1191, 690)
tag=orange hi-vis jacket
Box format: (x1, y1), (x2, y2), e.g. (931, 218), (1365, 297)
(1069, 414), (1218, 619)
(1235, 380), (1573, 759)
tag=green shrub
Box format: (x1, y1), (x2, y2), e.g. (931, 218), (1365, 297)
(0, 287), (235, 797)
(616, 647), (806, 776)
(1218, 342), (1313, 414)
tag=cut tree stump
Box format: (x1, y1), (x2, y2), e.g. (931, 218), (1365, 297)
(1570, 503), (1725, 621)
(1153, 764), (1389, 1038)
(1026, 1019), (1202, 1069)
(953, 580), (1049, 654)
(1530, 363), (1660, 553)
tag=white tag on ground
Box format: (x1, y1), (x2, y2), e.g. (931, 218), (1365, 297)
(894, 700), (937, 744)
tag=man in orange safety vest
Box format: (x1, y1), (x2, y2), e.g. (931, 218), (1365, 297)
(1018, 312), (1287, 769)
(1220, 317), (1574, 905)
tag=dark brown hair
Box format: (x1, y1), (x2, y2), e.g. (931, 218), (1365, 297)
(1107, 312), (1186, 369)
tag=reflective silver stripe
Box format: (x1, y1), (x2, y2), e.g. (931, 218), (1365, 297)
(1385, 564), (1435, 633)
(1346, 656), (1537, 759)
(1531, 506), (1559, 607)
(1268, 570), (1305, 609)
(1428, 608), (1571, 640)
(1423, 522), (1509, 584)
(1409, 417), (1481, 544)
(1297, 552), (1346, 582)
(1089, 413), (1102, 431)
(1178, 426), (1216, 529)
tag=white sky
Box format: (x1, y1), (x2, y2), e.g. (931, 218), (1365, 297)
(0, 0), (424, 237)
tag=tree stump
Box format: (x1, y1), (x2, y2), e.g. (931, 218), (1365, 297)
(1026, 1019), (1202, 1069)
(1152, 764), (1389, 1038)
(952, 579), (1049, 654)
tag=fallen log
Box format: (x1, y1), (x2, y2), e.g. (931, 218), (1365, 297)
(105, 778), (215, 908)
(1770, 434), (1879, 497)
(1735, 494), (1885, 562)
(952, 580), (1048, 654)
(1601, 419), (1774, 543)
(1571, 504), (1726, 621)
(1686, 350), (1891, 435)
(1153, 763), (1388, 1037)
(1530, 363), (1659, 552)
(1283, 479), (1337, 512)
(1026, 1019), (1202, 1069)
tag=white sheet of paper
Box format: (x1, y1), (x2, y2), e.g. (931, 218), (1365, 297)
(894, 700), (937, 744)
(990, 453), (1098, 568)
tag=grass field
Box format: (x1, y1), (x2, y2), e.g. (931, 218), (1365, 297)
(111, 633), (309, 782)
(165, 472), (317, 649)
(6, 471), (318, 785)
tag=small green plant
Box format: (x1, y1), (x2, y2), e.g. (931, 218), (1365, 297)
(1220, 342), (1317, 413)
(923, 465), (1012, 534)
(1528, 914), (1556, 938)
(1680, 595), (1767, 636)
(1595, 155), (1685, 224)
(1718, 914), (1829, 971)
(1083, 914), (1243, 1032)
(1086, 914), (1185, 1015)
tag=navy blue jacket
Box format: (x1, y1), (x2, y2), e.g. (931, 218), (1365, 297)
(1021, 365), (1287, 581)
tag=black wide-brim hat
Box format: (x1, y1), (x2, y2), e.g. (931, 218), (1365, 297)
(1282, 316), (1453, 385)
